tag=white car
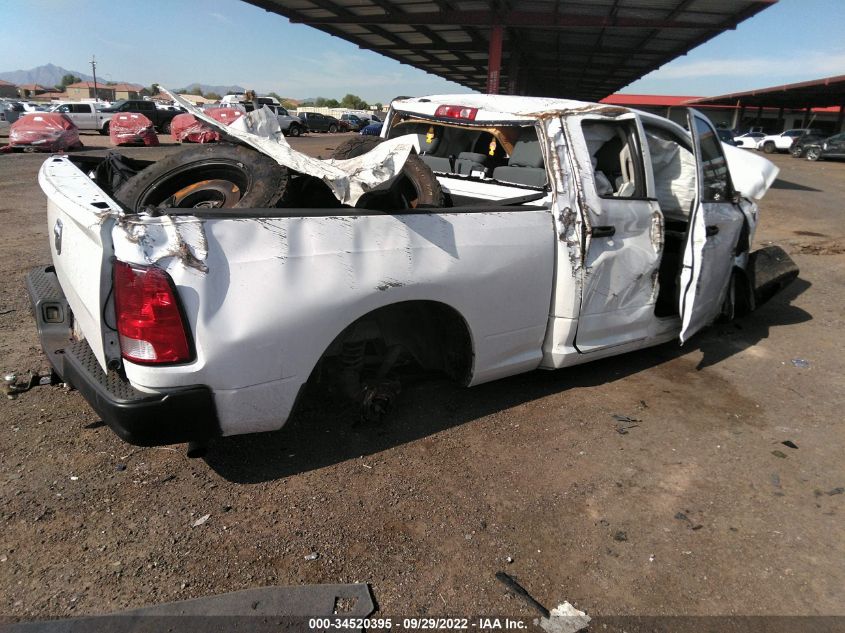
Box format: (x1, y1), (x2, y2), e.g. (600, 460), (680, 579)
(26, 95), (796, 451)
(756, 128), (813, 153)
(733, 131), (765, 149)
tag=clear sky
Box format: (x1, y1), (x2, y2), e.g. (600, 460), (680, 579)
(2, 0), (844, 102)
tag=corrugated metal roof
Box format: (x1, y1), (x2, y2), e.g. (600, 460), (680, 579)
(244, 0), (776, 101)
(689, 74), (845, 109)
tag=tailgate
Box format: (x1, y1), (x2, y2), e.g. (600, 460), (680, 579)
(38, 156), (123, 372)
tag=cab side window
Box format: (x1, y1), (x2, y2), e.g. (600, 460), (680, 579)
(581, 120), (645, 198)
(694, 117), (731, 202)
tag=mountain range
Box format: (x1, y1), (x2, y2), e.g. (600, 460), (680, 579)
(0, 63), (94, 88)
(0, 64), (246, 97)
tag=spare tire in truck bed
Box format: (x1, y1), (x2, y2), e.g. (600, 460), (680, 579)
(332, 136), (445, 209)
(114, 143), (289, 212)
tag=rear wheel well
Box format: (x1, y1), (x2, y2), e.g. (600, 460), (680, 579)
(313, 300), (474, 388)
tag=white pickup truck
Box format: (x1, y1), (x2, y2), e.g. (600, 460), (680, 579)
(27, 94), (797, 450)
(49, 102), (112, 133)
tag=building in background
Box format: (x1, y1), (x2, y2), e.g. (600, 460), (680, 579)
(0, 79), (18, 99)
(603, 75), (845, 135)
(17, 84), (48, 98)
(112, 83), (143, 100)
(66, 81), (116, 102)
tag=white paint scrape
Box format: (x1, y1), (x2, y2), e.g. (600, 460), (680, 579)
(539, 602), (591, 633)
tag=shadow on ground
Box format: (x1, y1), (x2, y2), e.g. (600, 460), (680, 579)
(203, 278), (812, 484)
(770, 178), (821, 192)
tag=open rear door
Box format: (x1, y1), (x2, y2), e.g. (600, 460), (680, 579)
(678, 109), (746, 343)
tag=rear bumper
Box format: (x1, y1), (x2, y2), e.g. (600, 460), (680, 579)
(26, 266), (221, 447)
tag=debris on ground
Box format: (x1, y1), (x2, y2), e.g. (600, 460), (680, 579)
(674, 511), (703, 530)
(781, 440), (799, 449)
(540, 601), (591, 633)
(613, 530), (628, 542)
(826, 487), (844, 496)
(771, 450), (788, 459)
(790, 358), (810, 369)
(191, 514), (210, 527)
(304, 552), (320, 561)
(611, 413), (641, 434)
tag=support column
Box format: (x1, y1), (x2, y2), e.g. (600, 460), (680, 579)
(507, 51), (520, 95)
(486, 25), (504, 95)
(802, 106), (811, 127)
(776, 106), (784, 131)
(730, 100), (742, 130)
(755, 105), (763, 127)
(837, 104), (845, 133)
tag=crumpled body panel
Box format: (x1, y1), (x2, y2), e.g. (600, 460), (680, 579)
(163, 88), (418, 206)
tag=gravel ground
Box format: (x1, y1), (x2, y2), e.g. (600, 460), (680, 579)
(0, 139), (843, 621)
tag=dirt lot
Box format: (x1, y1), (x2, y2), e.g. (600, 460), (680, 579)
(0, 136), (843, 621)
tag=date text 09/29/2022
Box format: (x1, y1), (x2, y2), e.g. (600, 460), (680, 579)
(307, 617), (529, 629)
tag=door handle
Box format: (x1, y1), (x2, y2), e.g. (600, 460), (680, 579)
(591, 226), (616, 238)
(706, 225), (720, 237)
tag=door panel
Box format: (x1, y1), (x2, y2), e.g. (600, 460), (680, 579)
(678, 110), (746, 343)
(568, 114), (664, 352)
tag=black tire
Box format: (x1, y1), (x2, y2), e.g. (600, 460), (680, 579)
(331, 137), (444, 209)
(99, 122), (110, 136)
(328, 124), (338, 134)
(331, 136), (383, 159)
(763, 141), (776, 154)
(790, 145), (804, 158)
(114, 143), (289, 212)
(805, 147), (821, 161)
(288, 124), (302, 137)
(161, 120), (172, 135)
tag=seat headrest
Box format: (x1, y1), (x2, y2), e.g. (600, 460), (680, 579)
(508, 135), (543, 168)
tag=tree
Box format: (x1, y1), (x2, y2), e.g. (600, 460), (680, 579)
(149, 83), (160, 96)
(340, 93), (368, 110)
(374, 102), (383, 111)
(204, 92), (222, 101)
(56, 74), (82, 91)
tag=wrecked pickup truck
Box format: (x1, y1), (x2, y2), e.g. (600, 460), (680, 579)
(27, 93), (798, 449)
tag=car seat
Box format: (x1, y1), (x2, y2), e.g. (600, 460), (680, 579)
(492, 129), (547, 187)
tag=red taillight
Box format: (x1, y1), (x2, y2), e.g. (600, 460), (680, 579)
(434, 105), (478, 120)
(113, 261), (192, 364)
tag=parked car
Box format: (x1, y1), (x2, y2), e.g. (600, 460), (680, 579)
(50, 102), (113, 133)
(1, 112), (82, 153)
(238, 103), (305, 137)
(2, 102), (26, 125)
(733, 131), (765, 149)
(340, 113), (370, 131)
(98, 100), (179, 134)
(802, 132), (845, 161)
(298, 111), (340, 133)
(25, 95), (796, 450)
(789, 131), (828, 158)
(0, 110), (9, 134)
(360, 121), (383, 136)
(757, 128), (822, 153)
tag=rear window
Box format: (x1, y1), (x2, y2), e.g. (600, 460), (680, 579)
(387, 116), (547, 188)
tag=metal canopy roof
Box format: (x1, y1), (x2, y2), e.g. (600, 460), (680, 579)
(689, 75), (845, 109)
(244, 0), (776, 101)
